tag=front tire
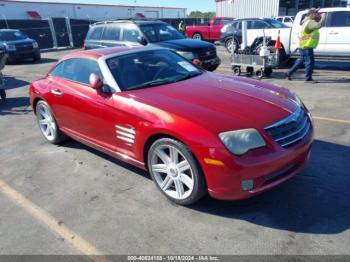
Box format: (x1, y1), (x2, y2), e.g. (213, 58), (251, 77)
(147, 138), (206, 205)
(33, 53), (41, 62)
(36, 100), (66, 144)
(0, 89), (6, 101)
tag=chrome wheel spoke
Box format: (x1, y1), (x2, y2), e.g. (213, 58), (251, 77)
(152, 164), (167, 174)
(174, 179), (185, 199)
(161, 175), (173, 190)
(180, 174), (193, 189)
(177, 160), (190, 173)
(155, 148), (170, 164)
(169, 146), (178, 163)
(39, 119), (48, 126)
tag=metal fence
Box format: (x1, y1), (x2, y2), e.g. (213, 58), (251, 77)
(0, 18), (210, 50)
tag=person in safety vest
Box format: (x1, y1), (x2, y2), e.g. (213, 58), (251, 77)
(178, 20), (186, 35)
(286, 8), (325, 83)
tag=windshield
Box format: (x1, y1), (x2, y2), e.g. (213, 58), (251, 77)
(265, 18), (288, 28)
(107, 49), (202, 91)
(140, 24), (184, 43)
(0, 31), (28, 41)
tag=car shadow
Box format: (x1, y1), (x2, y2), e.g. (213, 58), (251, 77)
(59, 138), (350, 235)
(0, 97), (31, 115)
(189, 139), (350, 235)
(2, 75), (29, 90)
(62, 139), (150, 180)
(268, 71), (350, 83)
(7, 58), (58, 65)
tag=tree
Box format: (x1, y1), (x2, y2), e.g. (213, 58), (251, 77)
(187, 11), (216, 19)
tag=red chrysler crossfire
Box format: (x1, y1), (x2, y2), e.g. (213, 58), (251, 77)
(29, 46), (314, 205)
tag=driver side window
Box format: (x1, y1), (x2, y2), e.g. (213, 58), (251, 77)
(50, 58), (103, 85)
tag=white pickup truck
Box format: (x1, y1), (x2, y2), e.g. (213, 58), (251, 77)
(222, 7), (350, 60)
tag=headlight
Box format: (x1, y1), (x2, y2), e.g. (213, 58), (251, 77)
(4, 44), (16, 51)
(32, 41), (39, 49)
(221, 25), (229, 33)
(219, 128), (266, 156)
(293, 93), (303, 107)
(177, 51), (196, 60)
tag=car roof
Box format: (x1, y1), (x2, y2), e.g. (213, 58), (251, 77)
(92, 19), (166, 27)
(61, 46), (164, 61)
(0, 29), (20, 32)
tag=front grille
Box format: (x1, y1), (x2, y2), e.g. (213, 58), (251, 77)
(197, 48), (216, 60)
(16, 44), (33, 53)
(265, 107), (311, 148)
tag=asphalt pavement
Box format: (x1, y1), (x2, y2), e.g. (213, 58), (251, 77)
(0, 47), (349, 256)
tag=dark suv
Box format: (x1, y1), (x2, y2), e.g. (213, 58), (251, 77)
(0, 29), (41, 64)
(84, 20), (221, 71)
(220, 18), (288, 53)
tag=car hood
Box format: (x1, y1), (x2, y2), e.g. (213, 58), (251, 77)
(129, 73), (299, 133)
(155, 39), (215, 52)
(0, 38), (34, 45)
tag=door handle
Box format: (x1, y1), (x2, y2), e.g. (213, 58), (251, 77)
(329, 31), (339, 35)
(51, 89), (62, 96)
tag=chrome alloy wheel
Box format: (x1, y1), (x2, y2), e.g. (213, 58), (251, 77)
(37, 103), (57, 141)
(150, 145), (194, 200)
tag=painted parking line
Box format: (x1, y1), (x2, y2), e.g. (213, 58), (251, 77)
(0, 179), (106, 259)
(313, 116), (350, 125)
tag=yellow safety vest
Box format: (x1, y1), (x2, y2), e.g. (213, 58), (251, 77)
(178, 23), (185, 32)
(300, 19), (320, 49)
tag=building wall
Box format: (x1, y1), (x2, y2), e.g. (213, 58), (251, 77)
(0, 0), (186, 20)
(216, 0), (280, 18)
(216, 0), (349, 18)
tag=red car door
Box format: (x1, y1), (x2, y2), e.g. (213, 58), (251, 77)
(48, 58), (117, 151)
(210, 18), (223, 41)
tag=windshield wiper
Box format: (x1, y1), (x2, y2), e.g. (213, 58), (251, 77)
(128, 78), (176, 90)
(127, 73), (201, 91)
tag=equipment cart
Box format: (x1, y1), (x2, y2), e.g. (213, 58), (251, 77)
(231, 52), (279, 79)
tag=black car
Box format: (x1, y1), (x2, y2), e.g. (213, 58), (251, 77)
(0, 29), (41, 64)
(84, 20), (221, 71)
(220, 18), (288, 53)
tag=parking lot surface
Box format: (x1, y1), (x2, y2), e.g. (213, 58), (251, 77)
(0, 47), (350, 255)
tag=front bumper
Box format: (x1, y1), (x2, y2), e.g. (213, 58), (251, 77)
(193, 127), (314, 200)
(200, 56), (221, 70)
(7, 48), (40, 61)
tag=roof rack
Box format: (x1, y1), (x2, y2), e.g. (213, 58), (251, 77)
(93, 18), (162, 26)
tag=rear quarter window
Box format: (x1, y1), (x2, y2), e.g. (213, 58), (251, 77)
(328, 11), (350, 27)
(87, 26), (104, 40)
(50, 58), (103, 85)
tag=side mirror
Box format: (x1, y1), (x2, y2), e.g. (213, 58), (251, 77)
(89, 73), (103, 90)
(137, 36), (148, 46)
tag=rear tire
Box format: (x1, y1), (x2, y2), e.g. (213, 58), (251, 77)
(192, 33), (202, 41)
(35, 100), (66, 144)
(225, 37), (238, 53)
(147, 138), (207, 205)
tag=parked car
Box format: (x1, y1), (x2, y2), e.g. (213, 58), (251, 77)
(222, 8), (350, 60)
(0, 29), (40, 64)
(84, 20), (221, 71)
(275, 16), (295, 27)
(29, 46), (314, 205)
(220, 18), (290, 54)
(185, 17), (234, 42)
